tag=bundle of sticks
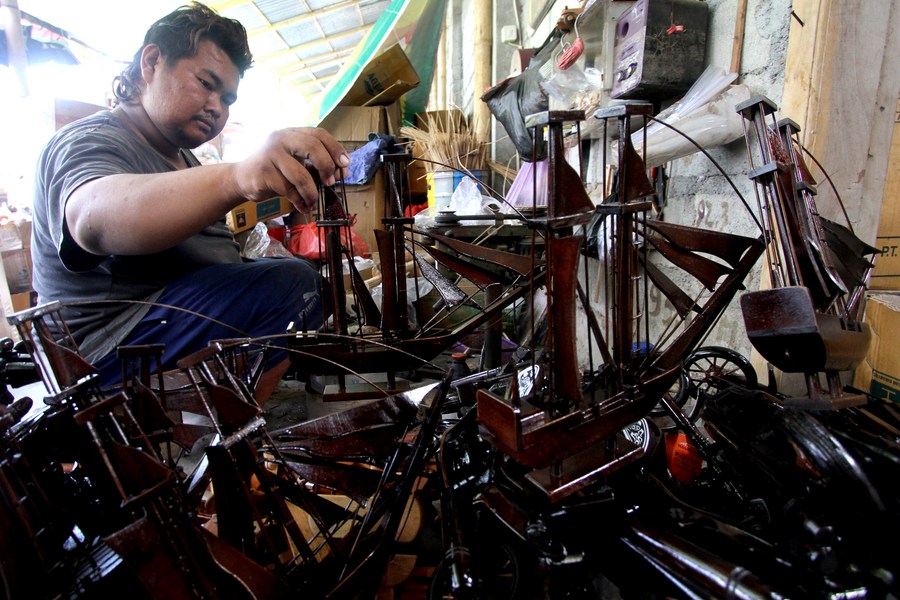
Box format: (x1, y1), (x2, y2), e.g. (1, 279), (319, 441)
(400, 111), (488, 174)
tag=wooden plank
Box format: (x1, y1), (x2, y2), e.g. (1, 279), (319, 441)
(0, 256), (19, 342)
(781, 0), (900, 245)
(869, 95), (900, 290)
(434, 15), (447, 109)
(781, 0), (824, 134)
(730, 0), (749, 75)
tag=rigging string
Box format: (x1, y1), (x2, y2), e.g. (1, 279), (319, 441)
(63, 298), (446, 398)
(643, 115), (761, 233)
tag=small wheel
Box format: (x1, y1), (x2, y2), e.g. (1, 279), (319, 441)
(652, 347), (756, 430)
(684, 346), (757, 402)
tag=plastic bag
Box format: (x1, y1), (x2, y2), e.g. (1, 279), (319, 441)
(414, 205), (439, 229)
(287, 220), (371, 260)
(321, 256), (376, 279)
(239, 222), (271, 259)
(449, 177), (502, 225)
(643, 66), (738, 133)
(345, 133), (404, 184)
(266, 236), (294, 258)
(634, 84), (751, 168)
(541, 64), (600, 108)
(481, 29), (563, 162)
(503, 159), (549, 211)
(371, 277), (435, 329)
(621, 66), (750, 168)
(449, 177), (483, 216)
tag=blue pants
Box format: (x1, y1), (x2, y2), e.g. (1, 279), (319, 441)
(93, 257), (327, 387)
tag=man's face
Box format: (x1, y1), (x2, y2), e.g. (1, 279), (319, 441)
(141, 38), (240, 150)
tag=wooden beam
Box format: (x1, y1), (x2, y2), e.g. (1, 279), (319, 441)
(730, 0), (748, 76)
(276, 49), (354, 77)
(209, 0), (362, 33)
(473, 0), (492, 143)
(435, 11), (447, 109)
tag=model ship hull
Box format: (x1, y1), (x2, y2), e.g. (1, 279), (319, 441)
(477, 364), (680, 471)
(741, 286), (871, 373)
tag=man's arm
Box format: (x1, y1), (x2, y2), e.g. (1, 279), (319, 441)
(66, 127), (349, 256)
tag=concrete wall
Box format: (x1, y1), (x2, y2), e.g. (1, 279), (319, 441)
(649, 0), (791, 359)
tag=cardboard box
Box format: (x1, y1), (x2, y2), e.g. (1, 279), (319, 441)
(320, 103), (402, 146)
(0, 258), (18, 342)
(11, 292), (33, 312)
(0, 220), (31, 252)
(55, 98), (105, 130)
(854, 292), (900, 401)
(227, 197), (294, 234)
(340, 44), (419, 107)
(344, 170), (386, 256)
(2, 249), (32, 295)
(869, 93), (900, 290)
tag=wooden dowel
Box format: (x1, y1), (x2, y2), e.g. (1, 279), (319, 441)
(731, 0), (749, 77)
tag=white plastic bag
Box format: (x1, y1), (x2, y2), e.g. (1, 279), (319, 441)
(240, 222), (271, 258)
(449, 176), (498, 225)
(634, 84), (751, 167)
(321, 256), (376, 279)
(541, 64), (600, 108)
(414, 204), (439, 229)
(609, 66), (751, 168)
(371, 277), (435, 329)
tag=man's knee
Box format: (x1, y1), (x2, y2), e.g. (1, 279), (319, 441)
(249, 258), (322, 296)
(251, 258), (328, 328)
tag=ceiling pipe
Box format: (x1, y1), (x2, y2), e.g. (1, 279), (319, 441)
(435, 3), (447, 109)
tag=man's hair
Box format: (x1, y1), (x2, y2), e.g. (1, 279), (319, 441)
(113, 2), (253, 104)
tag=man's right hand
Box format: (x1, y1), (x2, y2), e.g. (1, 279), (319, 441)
(232, 127), (350, 213)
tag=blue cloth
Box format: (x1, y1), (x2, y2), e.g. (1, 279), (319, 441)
(92, 257), (328, 387)
(345, 133), (403, 184)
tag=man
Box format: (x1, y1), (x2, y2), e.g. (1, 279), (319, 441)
(31, 3), (349, 403)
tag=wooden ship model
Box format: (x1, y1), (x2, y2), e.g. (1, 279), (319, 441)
(473, 104), (764, 501)
(736, 96), (878, 409)
(287, 155), (542, 400)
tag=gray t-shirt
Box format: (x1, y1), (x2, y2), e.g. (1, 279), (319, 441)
(32, 110), (242, 362)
